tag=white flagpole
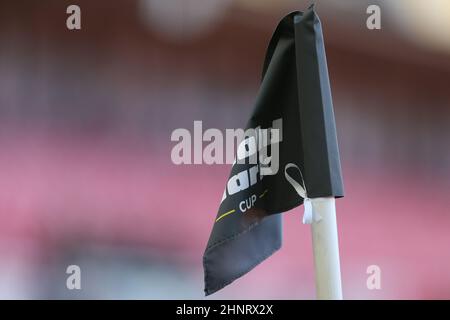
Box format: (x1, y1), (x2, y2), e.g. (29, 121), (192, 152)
(310, 197), (343, 299)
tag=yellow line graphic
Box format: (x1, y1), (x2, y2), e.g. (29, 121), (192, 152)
(216, 190), (268, 222)
(215, 209), (236, 222)
(259, 189), (268, 198)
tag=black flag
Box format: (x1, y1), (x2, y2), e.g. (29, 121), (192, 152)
(203, 6), (344, 295)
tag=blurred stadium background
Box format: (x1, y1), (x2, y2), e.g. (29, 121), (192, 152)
(0, 0), (449, 299)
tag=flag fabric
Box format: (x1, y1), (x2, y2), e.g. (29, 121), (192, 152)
(203, 6), (344, 296)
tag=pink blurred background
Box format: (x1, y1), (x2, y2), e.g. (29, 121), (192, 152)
(0, 0), (450, 299)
